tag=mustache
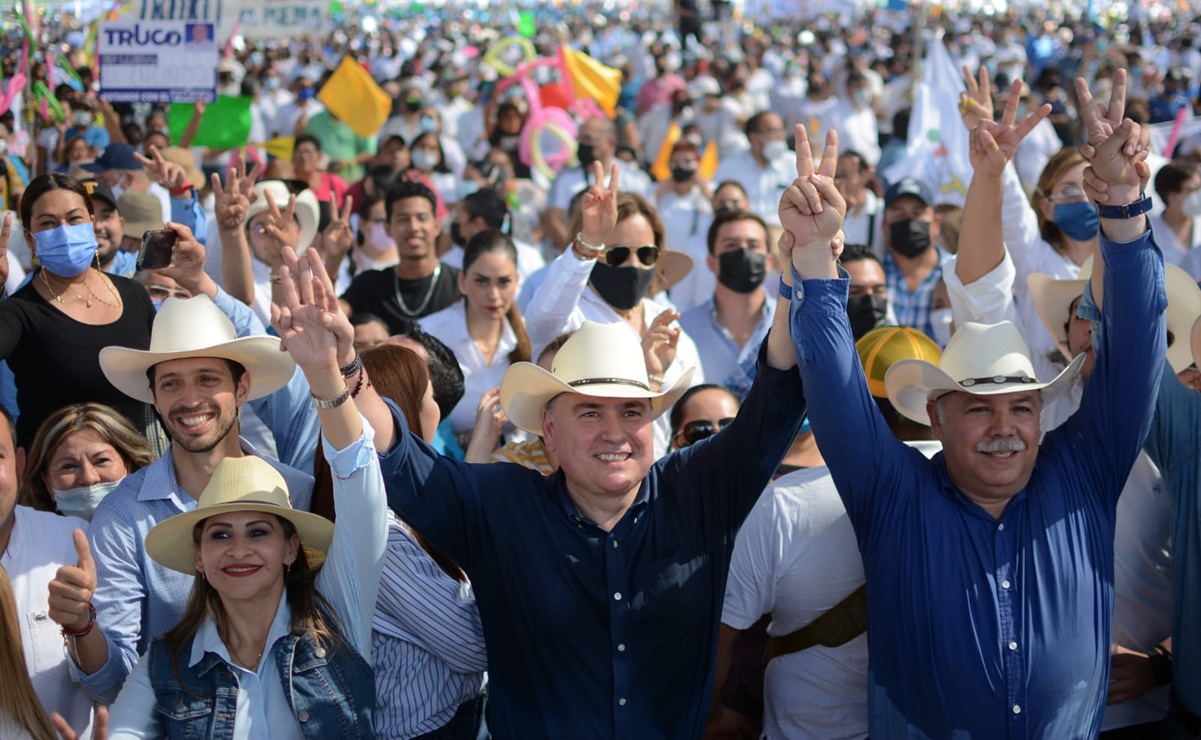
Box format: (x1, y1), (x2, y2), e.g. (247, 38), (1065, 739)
(975, 437), (1027, 453)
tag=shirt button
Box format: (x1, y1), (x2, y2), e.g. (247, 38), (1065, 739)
(1013, 705), (1021, 714)
(618, 644), (626, 652)
(998, 523), (1005, 531)
(612, 541), (618, 548)
(1001, 580), (1011, 589)
(614, 592), (622, 601)
(297, 710), (310, 722)
(257, 729), (265, 736)
(1008, 641), (1018, 651)
(619, 698), (627, 706)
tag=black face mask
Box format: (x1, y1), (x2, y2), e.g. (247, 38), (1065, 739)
(670, 166), (696, 183)
(717, 249), (767, 293)
(577, 143), (597, 169)
(451, 222), (466, 248)
(590, 263), (656, 310)
(846, 294), (889, 340)
(889, 218), (933, 258)
(405, 99), (423, 113)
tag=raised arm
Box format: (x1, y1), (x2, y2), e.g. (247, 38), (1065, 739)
(215, 156), (261, 306)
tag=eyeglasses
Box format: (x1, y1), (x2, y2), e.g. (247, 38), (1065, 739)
(605, 245), (660, 268)
(673, 417), (735, 448)
(1044, 187), (1087, 203)
(145, 285), (191, 300)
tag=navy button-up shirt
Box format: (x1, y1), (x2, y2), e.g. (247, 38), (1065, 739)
(792, 228), (1166, 738)
(378, 342), (806, 739)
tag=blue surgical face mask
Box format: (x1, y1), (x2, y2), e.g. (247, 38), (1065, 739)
(35, 222), (98, 278)
(53, 479), (122, 521)
(1052, 201), (1099, 241)
(151, 298), (165, 312)
(419, 114), (437, 133)
(458, 180), (480, 200)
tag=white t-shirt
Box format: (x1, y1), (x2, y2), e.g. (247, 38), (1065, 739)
(1, 507), (94, 739)
(842, 189), (884, 255)
(713, 149), (796, 226)
(420, 301), (518, 436)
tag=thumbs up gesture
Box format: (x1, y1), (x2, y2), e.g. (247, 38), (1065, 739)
(48, 530), (98, 633)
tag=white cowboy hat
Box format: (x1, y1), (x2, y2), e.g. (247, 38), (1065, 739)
(244, 180), (321, 254)
(500, 320), (695, 435)
(884, 321), (1084, 426)
(145, 456), (333, 574)
(1193, 315), (1201, 370)
(1028, 258), (1201, 373)
(99, 295), (296, 404)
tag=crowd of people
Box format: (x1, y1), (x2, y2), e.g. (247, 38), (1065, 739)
(0, 1), (1199, 737)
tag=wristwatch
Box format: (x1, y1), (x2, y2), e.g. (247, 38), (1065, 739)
(1096, 193), (1152, 220)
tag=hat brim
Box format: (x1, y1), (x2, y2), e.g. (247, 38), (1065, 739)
(1026, 273), (1086, 362)
(500, 362), (695, 435)
(244, 189), (321, 254)
(145, 500), (333, 574)
(657, 250), (694, 292)
(124, 219), (165, 240)
(1193, 315), (1201, 370)
(883, 352), (1085, 426)
(99, 337), (296, 405)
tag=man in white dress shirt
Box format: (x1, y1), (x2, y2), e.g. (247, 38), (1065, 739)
(837, 150), (884, 255)
(712, 111), (795, 226)
(0, 408), (95, 737)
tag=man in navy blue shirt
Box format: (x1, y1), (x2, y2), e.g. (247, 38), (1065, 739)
(786, 70), (1167, 738)
(274, 161), (810, 738)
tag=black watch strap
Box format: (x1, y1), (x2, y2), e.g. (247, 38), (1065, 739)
(1097, 193), (1152, 220)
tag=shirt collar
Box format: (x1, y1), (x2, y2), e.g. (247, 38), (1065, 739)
(553, 472), (651, 528)
(190, 589), (293, 672)
(139, 437), (262, 503)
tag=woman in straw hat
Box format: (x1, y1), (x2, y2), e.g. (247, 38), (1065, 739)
(54, 248), (388, 739)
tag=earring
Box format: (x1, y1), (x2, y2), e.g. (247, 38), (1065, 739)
(197, 569), (206, 581)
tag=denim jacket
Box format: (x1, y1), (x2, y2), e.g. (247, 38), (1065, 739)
(146, 626), (376, 739)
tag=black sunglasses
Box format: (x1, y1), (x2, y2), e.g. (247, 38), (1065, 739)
(674, 417), (736, 448)
(605, 245), (660, 268)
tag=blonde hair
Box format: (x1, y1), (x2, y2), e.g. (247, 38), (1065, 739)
(21, 403), (154, 513)
(1033, 148), (1088, 256)
(0, 565), (56, 740)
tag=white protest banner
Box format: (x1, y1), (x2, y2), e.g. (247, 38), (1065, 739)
(119, 0), (235, 39)
(98, 21), (218, 104)
(230, 0), (327, 39)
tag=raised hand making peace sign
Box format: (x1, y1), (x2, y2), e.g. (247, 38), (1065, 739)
(968, 78), (1052, 178)
(1075, 69), (1151, 207)
(575, 160), (621, 258)
(134, 145), (188, 192)
(212, 153), (262, 232)
(779, 125), (845, 280)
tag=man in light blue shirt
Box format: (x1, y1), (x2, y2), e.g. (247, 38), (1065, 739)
(678, 209), (775, 396)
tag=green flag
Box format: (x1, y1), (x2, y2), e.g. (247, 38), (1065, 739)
(329, 0), (344, 15)
(168, 95), (252, 149)
(518, 10), (536, 38)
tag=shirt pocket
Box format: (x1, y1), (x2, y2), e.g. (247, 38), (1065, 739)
(26, 609), (65, 675)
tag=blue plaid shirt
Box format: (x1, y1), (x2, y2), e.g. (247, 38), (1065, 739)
(882, 247), (947, 340)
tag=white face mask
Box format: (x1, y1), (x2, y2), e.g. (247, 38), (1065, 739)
(109, 178), (127, 204)
(411, 149), (439, 171)
(930, 307), (954, 348)
(762, 139), (788, 161)
(53, 479), (123, 521)
(1181, 189), (1201, 218)
(72, 111), (92, 128)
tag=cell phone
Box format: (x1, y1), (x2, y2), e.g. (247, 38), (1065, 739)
(136, 229), (178, 271)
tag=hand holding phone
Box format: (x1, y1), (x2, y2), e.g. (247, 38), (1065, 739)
(136, 229), (178, 271)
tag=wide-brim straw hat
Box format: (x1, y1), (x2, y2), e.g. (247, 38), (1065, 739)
(500, 320), (694, 434)
(244, 180), (321, 254)
(145, 456), (332, 574)
(884, 321), (1084, 426)
(1028, 257), (1201, 373)
(99, 295), (295, 404)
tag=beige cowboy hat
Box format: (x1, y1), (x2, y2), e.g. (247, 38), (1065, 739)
(654, 249), (694, 294)
(99, 295), (296, 404)
(884, 321), (1085, 426)
(145, 456), (333, 574)
(117, 192), (165, 240)
(244, 180), (321, 254)
(1028, 258), (1201, 373)
(500, 320), (695, 434)
(1193, 315), (1201, 370)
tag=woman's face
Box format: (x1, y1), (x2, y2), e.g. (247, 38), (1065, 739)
(42, 428), (129, 494)
(606, 214), (657, 271)
(292, 141), (320, 175)
(66, 138), (89, 161)
(194, 511), (300, 603)
(459, 250), (518, 320)
(419, 381), (440, 445)
(1037, 162), (1089, 222)
(412, 136), (441, 171)
(24, 189), (93, 253)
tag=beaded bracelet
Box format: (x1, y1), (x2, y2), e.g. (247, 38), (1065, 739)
(61, 602), (96, 638)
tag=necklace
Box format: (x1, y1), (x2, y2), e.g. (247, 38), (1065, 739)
(232, 643), (264, 670)
(40, 268), (121, 309)
(394, 264), (442, 317)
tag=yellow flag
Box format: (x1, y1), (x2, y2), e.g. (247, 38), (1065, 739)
(652, 123), (682, 182)
(700, 141), (719, 181)
(263, 136), (295, 161)
(560, 45), (621, 117)
(317, 56), (392, 139)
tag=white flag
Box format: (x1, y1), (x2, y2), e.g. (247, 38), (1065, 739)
(883, 31), (973, 208)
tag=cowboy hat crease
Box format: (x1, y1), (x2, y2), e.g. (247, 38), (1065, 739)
(99, 295), (296, 404)
(884, 321), (1084, 427)
(501, 321), (694, 435)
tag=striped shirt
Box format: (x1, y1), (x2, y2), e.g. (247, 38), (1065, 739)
(373, 511), (487, 738)
(882, 248), (948, 340)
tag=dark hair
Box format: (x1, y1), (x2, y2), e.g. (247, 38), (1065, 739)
(706, 209), (769, 255)
(537, 331), (575, 365)
(460, 188), (508, 229)
(838, 150), (870, 173)
(744, 110), (778, 137)
(840, 243), (883, 267)
(351, 312), (390, 331)
(294, 133), (322, 153)
(669, 384), (739, 435)
(18, 174), (94, 234)
(147, 359), (247, 397)
(385, 180), (438, 222)
(1155, 160), (1197, 203)
(713, 180), (749, 199)
(409, 132), (450, 174)
(394, 327), (464, 421)
(462, 229), (532, 365)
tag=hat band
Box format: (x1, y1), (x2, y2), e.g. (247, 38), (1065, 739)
(568, 377), (650, 392)
(959, 374), (1037, 388)
(205, 497), (289, 511)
